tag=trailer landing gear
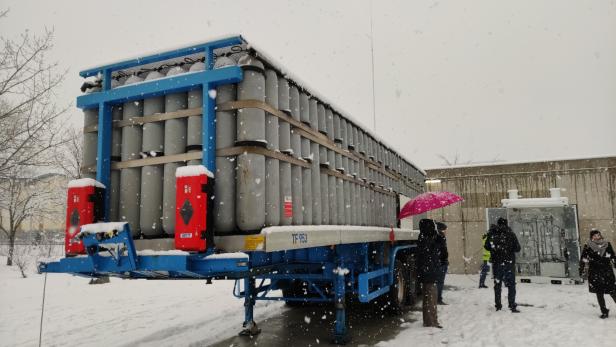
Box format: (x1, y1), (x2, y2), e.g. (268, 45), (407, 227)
(333, 259), (349, 345)
(239, 321), (260, 336)
(240, 276), (261, 337)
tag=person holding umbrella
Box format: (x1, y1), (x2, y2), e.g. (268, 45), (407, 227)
(398, 191), (464, 328)
(579, 229), (616, 319)
(417, 218), (444, 328)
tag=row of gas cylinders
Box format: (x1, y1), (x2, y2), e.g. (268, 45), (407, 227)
(82, 53), (424, 238)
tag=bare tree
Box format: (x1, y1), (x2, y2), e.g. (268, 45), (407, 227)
(436, 153), (506, 167)
(0, 20), (69, 179)
(53, 127), (83, 180)
(0, 168), (63, 266)
(437, 152), (471, 167)
(12, 246), (30, 278)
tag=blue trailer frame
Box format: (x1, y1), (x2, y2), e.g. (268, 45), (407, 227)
(40, 36), (420, 344)
(40, 224), (417, 343)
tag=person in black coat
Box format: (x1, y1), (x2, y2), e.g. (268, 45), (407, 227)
(417, 218), (443, 328)
(484, 217), (521, 312)
(436, 222), (449, 304)
(579, 229), (616, 319)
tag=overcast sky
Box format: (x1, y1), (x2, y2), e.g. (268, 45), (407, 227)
(1, 0), (614, 169)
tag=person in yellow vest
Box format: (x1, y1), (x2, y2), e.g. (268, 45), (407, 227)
(478, 225), (495, 288)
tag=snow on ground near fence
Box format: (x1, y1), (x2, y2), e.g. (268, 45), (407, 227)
(1, 245), (616, 347)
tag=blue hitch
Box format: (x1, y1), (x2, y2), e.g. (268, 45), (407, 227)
(79, 223), (138, 273)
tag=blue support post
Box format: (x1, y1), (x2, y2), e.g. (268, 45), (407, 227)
(201, 47), (217, 252)
(202, 81), (216, 172)
(202, 47), (216, 172)
(96, 101), (112, 220)
(240, 276), (261, 336)
(333, 254), (349, 344)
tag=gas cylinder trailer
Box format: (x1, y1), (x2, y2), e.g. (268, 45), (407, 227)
(38, 35), (426, 344)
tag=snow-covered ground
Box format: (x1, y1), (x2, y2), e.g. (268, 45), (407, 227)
(377, 275), (616, 347)
(1, 246), (615, 347)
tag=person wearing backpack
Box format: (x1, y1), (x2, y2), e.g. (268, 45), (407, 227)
(484, 218), (521, 312)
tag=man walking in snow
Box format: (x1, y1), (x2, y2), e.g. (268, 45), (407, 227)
(484, 218), (521, 312)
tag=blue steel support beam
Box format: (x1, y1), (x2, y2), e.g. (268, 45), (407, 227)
(77, 67), (242, 109)
(202, 47), (216, 171)
(96, 102), (112, 220)
(78, 66), (241, 222)
(202, 85), (216, 171)
(79, 36), (244, 78)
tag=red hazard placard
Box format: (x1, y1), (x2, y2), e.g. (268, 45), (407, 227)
(283, 196), (293, 218)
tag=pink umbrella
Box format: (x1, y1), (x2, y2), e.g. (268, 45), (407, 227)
(398, 191), (464, 220)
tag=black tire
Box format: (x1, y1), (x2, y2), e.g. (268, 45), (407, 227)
(404, 255), (418, 306)
(283, 280), (313, 307)
(388, 259), (407, 313)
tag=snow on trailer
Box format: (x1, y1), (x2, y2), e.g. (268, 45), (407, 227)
(40, 35), (426, 343)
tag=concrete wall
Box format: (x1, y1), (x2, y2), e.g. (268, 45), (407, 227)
(425, 156), (616, 274)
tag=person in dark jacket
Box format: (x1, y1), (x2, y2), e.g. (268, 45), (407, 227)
(484, 218), (521, 312)
(436, 222), (449, 305)
(417, 218), (443, 328)
(579, 229), (616, 319)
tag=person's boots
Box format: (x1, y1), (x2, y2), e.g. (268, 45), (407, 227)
(510, 307), (520, 313)
(479, 284), (488, 289)
(600, 308), (609, 319)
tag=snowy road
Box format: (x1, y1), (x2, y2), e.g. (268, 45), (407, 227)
(1, 253), (616, 347)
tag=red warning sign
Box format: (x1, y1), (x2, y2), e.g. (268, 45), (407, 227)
(283, 196), (293, 218)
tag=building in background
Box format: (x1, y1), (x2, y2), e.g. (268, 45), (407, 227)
(0, 173), (67, 243)
(425, 156), (615, 275)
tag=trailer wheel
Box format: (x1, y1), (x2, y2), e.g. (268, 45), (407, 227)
(388, 259), (406, 313)
(283, 280), (312, 307)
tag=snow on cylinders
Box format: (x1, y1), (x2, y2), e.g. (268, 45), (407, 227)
(81, 83), (100, 180)
(325, 108), (338, 225)
(186, 61), (205, 165)
(318, 102), (329, 225)
(119, 74), (144, 237)
(264, 68), (280, 227)
(236, 55), (266, 231)
(162, 66), (189, 236)
(309, 98), (321, 225)
(333, 113), (345, 225)
(77, 42), (426, 240)
(278, 77), (293, 226)
(109, 86), (122, 223)
(289, 84), (303, 225)
(140, 70), (165, 237)
(214, 57), (238, 234)
(299, 91), (312, 225)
